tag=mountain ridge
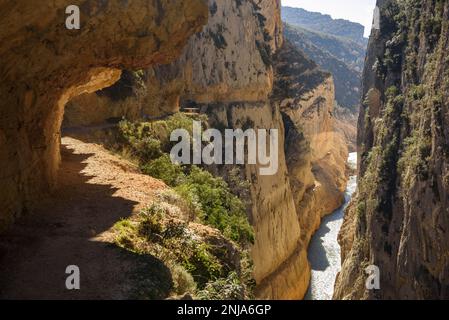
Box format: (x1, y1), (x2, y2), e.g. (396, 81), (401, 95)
(282, 6), (368, 45)
(283, 23), (362, 111)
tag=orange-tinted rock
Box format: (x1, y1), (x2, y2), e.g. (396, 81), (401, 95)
(0, 0), (208, 230)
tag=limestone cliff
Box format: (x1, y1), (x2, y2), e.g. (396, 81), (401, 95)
(335, 0), (449, 299)
(0, 0), (208, 230)
(334, 105), (358, 152)
(66, 0), (299, 299)
(269, 40), (348, 297)
(140, 0), (306, 299)
(62, 1), (348, 299)
(274, 39), (348, 221)
(139, 1), (347, 300)
(281, 14), (362, 152)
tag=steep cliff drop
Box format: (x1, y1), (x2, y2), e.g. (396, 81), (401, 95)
(0, 0), (208, 231)
(0, 1), (351, 300)
(62, 1), (349, 300)
(335, 0), (449, 299)
(270, 39), (348, 299)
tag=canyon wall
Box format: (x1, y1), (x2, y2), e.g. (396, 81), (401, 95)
(281, 10), (365, 152)
(63, 0), (348, 299)
(0, 0), (208, 230)
(335, 0), (449, 299)
(140, 0), (308, 299)
(274, 40), (348, 226)
(157, 3), (347, 299)
(269, 40), (348, 297)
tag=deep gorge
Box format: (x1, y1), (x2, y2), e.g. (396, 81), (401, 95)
(0, 0), (350, 299)
(1, 0), (447, 301)
(306, 153), (357, 300)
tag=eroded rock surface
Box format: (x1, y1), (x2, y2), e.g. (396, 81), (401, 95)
(268, 40), (348, 298)
(335, 0), (449, 299)
(61, 0), (348, 299)
(0, 0), (208, 229)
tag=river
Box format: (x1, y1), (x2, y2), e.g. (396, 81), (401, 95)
(305, 152), (357, 300)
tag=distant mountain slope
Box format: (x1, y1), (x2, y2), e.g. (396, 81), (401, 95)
(281, 6), (367, 46)
(287, 25), (366, 73)
(281, 6), (370, 111)
(283, 23), (361, 111)
(272, 40), (330, 101)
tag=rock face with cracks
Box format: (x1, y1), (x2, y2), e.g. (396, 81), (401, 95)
(62, 0), (348, 299)
(268, 40), (348, 299)
(0, 0), (208, 230)
(335, 0), (449, 299)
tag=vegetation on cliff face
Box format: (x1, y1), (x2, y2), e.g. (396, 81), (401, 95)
(109, 114), (255, 299)
(116, 114), (254, 246)
(0, 0), (208, 231)
(335, 0), (449, 300)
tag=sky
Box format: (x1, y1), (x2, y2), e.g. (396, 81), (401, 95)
(281, 0), (377, 37)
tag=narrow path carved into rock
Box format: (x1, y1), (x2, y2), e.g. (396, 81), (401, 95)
(0, 137), (168, 299)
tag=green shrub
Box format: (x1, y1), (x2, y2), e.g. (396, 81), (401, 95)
(182, 243), (223, 288)
(227, 167), (251, 199)
(113, 219), (137, 250)
(181, 166), (254, 245)
(112, 202), (254, 299)
(398, 132), (431, 190)
(164, 219), (188, 239)
(409, 84), (426, 100)
(119, 114), (254, 246)
(171, 265), (196, 296)
(139, 155), (253, 246)
(118, 122), (163, 162)
(385, 86), (399, 100)
(174, 184), (203, 220)
(138, 203), (166, 242)
(196, 272), (246, 300)
(118, 113), (206, 159)
(141, 155), (185, 186)
(356, 201), (365, 218)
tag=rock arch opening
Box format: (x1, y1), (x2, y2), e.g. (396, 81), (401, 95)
(0, 0), (208, 231)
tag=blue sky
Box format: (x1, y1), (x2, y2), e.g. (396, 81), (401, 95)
(281, 0), (377, 37)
